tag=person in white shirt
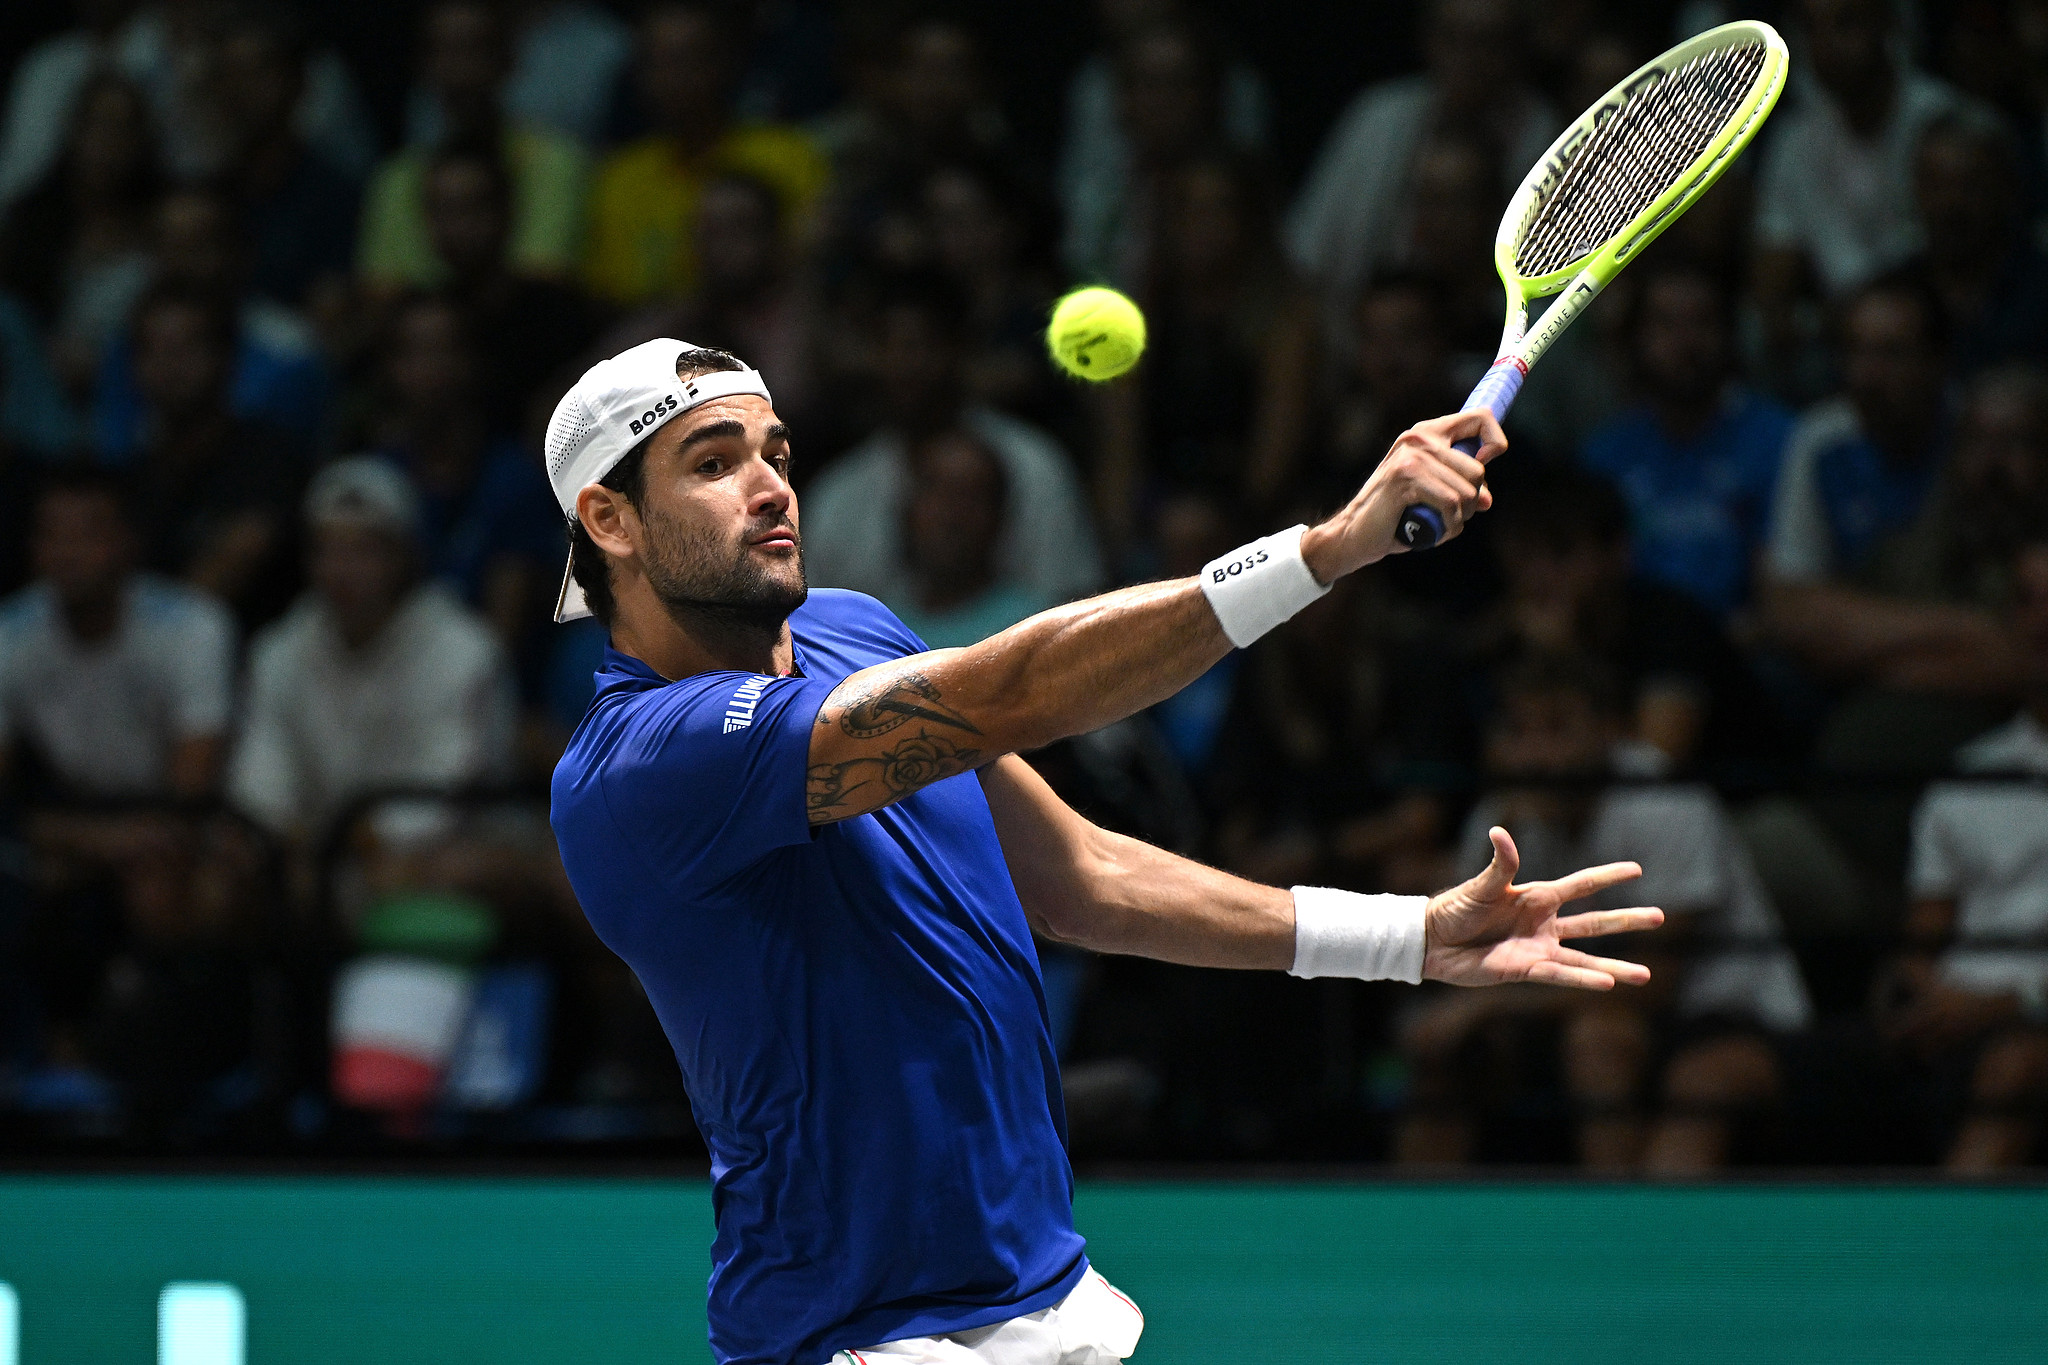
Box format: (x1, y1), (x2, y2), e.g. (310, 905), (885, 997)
(1285, 0), (1556, 347)
(0, 470), (233, 799)
(1751, 0), (1977, 384)
(800, 277), (1102, 610)
(1398, 655), (1811, 1174)
(228, 457), (516, 843)
(1886, 541), (2048, 1172)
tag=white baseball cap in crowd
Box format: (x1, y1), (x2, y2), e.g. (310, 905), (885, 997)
(306, 455), (422, 539)
(543, 338), (773, 622)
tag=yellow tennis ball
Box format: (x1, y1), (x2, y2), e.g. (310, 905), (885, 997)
(1046, 286), (1147, 381)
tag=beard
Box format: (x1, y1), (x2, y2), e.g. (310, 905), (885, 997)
(638, 500), (808, 637)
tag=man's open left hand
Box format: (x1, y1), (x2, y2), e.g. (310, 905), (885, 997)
(1423, 827), (1664, 990)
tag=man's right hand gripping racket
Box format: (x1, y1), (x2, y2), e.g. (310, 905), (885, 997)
(1396, 20), (1789, 550)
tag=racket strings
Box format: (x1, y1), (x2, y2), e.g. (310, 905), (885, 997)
(1514, 40), (1767, 278)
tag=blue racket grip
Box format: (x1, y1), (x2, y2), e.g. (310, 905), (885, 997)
(1396, 358), (1528, 550)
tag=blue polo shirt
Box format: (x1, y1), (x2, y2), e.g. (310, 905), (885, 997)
(1579, 388), (1792, 616)
(550, 589), (1087, 1365)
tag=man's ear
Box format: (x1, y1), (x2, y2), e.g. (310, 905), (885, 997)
(577, 483), (638, 559)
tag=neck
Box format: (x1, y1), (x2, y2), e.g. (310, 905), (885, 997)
(58, 584), (123, 644)
(1653, 387), (1720, 443)
(611, 590), (796, 681)
(335, 593), (406, 651)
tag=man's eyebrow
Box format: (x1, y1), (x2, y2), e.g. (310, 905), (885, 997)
(674, 419), (747, 455)
(766, 422), (793, 445)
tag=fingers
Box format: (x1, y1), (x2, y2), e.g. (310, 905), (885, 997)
(1523, 960), (1617, 991)
(1469, 826), (1519, 897)
(1553, 907), (1665, 939)
(1534, 861), (1643, 905)
(1547, 944), (1653, 987)
(1445, 407), (1509, 464)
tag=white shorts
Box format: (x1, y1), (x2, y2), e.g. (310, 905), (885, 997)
(832, 1268), (1144, 1365)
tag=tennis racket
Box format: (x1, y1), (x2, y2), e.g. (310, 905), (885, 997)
(1397, 19), (1789, 550)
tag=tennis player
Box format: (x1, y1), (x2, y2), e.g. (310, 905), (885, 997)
(547, 340), (1663, 1365)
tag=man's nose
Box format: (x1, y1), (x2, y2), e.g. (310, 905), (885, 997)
(742, 460), (793, 518)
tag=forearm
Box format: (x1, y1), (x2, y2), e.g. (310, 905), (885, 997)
(982, 755), (1295, 967)
(1763, 581), (1997, 674)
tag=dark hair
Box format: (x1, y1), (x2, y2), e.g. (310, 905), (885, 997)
(871, 269), (970, 338)
(1626, 259), (1734, 335)
(568, 346), (748, 627)
(1489, 459), (1631, 551)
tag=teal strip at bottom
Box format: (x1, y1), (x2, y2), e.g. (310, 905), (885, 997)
(0, 1177), (2042, 1362)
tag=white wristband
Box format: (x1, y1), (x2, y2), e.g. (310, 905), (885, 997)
(1199, 524), (1331, 648)
(1288, 887), (1427, 984)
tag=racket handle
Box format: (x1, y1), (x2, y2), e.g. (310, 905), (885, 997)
(1396, 357), (1529, 551)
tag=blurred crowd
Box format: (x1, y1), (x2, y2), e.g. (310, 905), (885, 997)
(0, 0), (2045, 1173)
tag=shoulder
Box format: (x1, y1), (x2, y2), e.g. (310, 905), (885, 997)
(1328, 75), (1432, 140)
(594, 137), (668, 186)
(724, 122), (825, 166)
(964, 406), (1071, 475)
(802, 435), (902, 501)
(246, 598), (326, 678)
(795, 587), (930, 656)
(1599, 782), (1729, 840)
(1953, 712), (2044, 774)
(1783, 398), (1863, 469)
(126, 574), (234, 638)
(0, 584), (54, 646)
(506, 124), (587, 176)
(1580, 407), (1658, 464)
(400, 587), (506, 669)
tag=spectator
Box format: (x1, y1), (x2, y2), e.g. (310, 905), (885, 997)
(802, 274), (1103, 612)
(583, 3), (827, 308)
(1313, 272), (1465, 511)
(1287, 0), (1556, 341)
(211, 6), (362, 312)
(1059, 0), (1267, 283)
(1752, 0), (1974, 380)
(93, 185), (329, 464)
(408, 1), (632, 151)
(1580, 263), (1794, 618)
(1905, 111), (2048, 377)
(0, 73), (160, 396)
(1398, 654), (1811, 1173)
(0, 471), (233, 800)
(1401, 129), (1511, 362)
(817, 12), (1009, 274)
(229, 457), (516, 842)
(1885, 541), (2048, 1171)
(124, 286), (305, 629)
(364, 295), (562, 654)
(600, 171), (818, 434)
(921, 162), (1065, 431)
(1094, 154), (1317, 541)
(1761, 278), (2021, 715)
(887, 428), (1048, 648)
(357, 0), (590, 291)
(419, 146), (607, 430)
(1482, 461), (1781, 778)
(1059, 16), (1228, 289)
(0, 1), (374, 206)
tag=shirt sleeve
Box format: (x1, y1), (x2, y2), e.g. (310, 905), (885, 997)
(227, 647), (306, 835)
(165, 597), (235, 738)
(601, 670), (835, 890)
(1907, 789), (1961, 900)
(1764, 420), (1834, 582)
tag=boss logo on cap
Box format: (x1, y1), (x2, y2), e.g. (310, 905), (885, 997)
(628, 393), (681, 435)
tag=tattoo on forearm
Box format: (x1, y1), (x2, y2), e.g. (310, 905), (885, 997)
(831, 672), (982, 740)
(806, 729), (985, 821)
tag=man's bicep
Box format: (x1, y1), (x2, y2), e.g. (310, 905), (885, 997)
(805, 648), (993, 825)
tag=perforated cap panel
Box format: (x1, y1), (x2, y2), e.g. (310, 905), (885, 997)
(1513, 38), (1768, 279)
(545, 391), (599, 487)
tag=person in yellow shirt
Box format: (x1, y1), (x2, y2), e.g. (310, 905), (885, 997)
(358, 1), (590, 290)
(583, 4), (828, 307)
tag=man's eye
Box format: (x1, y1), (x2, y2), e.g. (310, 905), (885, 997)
(698, 458), (723, 475)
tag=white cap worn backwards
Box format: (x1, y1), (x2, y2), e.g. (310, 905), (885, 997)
(543, 338), (773, 622)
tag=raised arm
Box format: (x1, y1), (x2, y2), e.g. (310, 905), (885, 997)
(804, 409), (1504, 824)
